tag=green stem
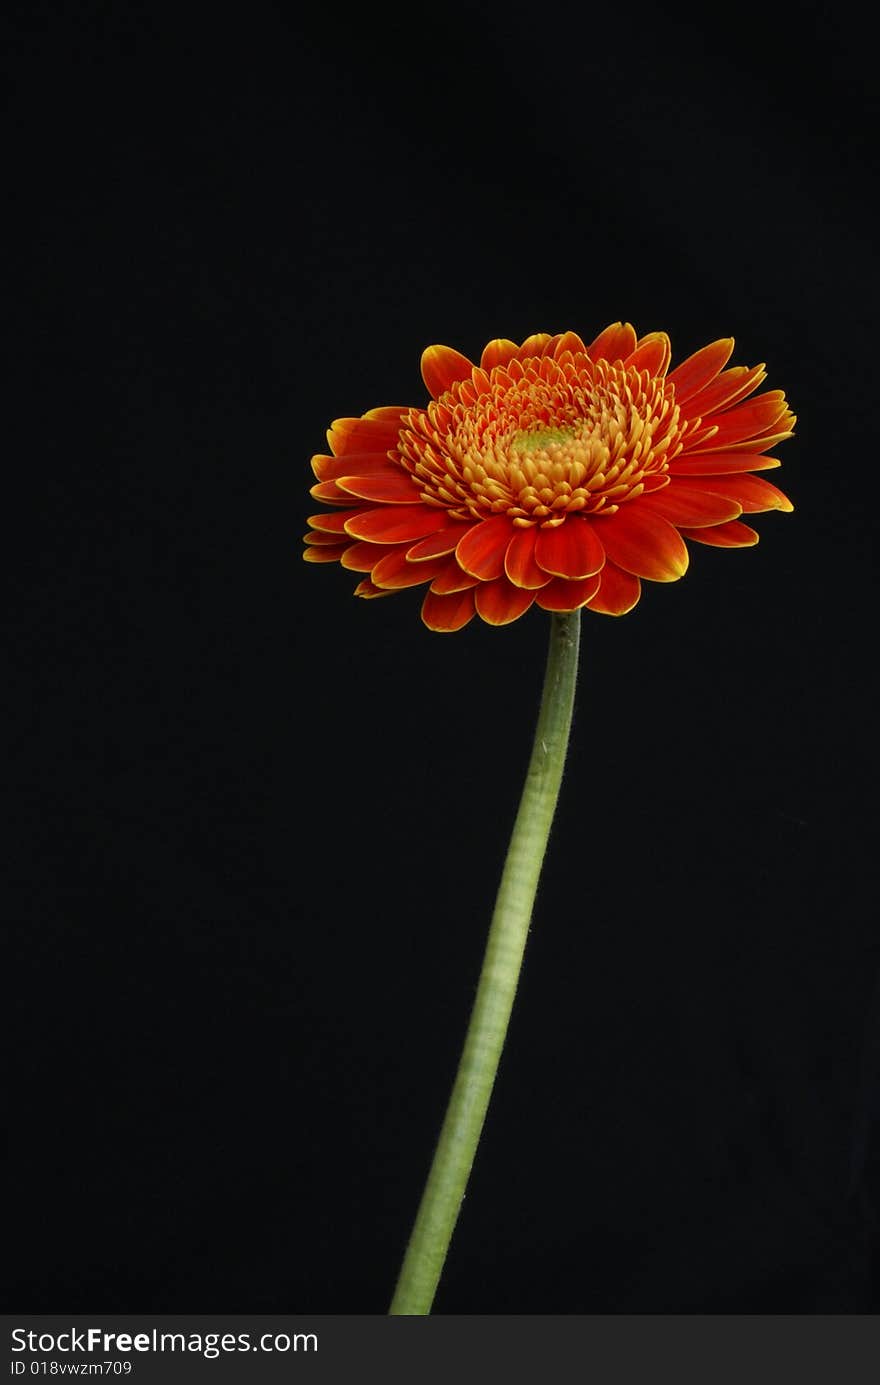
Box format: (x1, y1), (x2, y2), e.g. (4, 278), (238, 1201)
(389, 609), (582, 1315)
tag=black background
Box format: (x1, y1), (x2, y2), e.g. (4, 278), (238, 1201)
(7, 4), (879, 1313)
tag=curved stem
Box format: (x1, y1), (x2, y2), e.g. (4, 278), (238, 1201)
(389, 610), (581, 1314)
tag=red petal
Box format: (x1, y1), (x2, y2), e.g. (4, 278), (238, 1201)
(587, 322), (638, 363)
(638, 482), (742, 527)
(312, 450), (400, 482)
(302, 544), (347, 564)
(593, 507), (689, 581)
(515, 333), (554, 360)
(480, 338), (521, 372)
(371, 549), (446, 589)
(421, 587), (476, 632)
(680, 363), (766, 419)
(504, 526), (553, 589)
(335, 471), (420, 503)
(585, 561), (641, 615)
(680, 521), (759, 547)
(307, 511), (353, 534)
(534, 518), (605, 579)
(340, 541), (402, 572)
(455, 515), (515, 580)
(327, 409), (407, 457)
(474, 578), (536, 626)
(681, 475), (793, 513)
(669, 451), (782, 476)
(304, 529), (348, 546)
(406, 522), (476, 561)
(343, 505), (448, 543)
(421, 345), (474, 399)
(535, 574), (602, 611)
(624, 332), (671, 376)
(429, 560), (481, 594)
(693, 424), (795, 455)
(310, 479), (358, 505)
(667, 338), (734, 403)
(354, 578), (394, 599)
(688, 392), (790, 449)
(551, 330), (588, 358)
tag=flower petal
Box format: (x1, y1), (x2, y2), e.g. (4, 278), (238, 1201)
(310, 479), (360, 505)
(455, 515), (515, 581)
(680, 520), (759, 547)
(304, 528), (348, 546)
(421, 344), (475, 399)
(504, 525), (553, 589)
(515, 333), (554, 360)
(335, 470), (421, 503)
(429, 560), (481, 594)
(406, 521), (476, 561)
(638, 481), (742, 527)
(688, 392), (790, 450)
(680, 363), (766, 419)
(302, 543), (348, 563)
(584, 561), (642, 615)
(480, 338), (521, 372)
(587, 322), (638, 363)
(594, 507), (689, 581)
(327, 409), (407, 457)
(474, 577), (536, 625)
(551, 330), (588, 359)
(371, 549), (447, 589)
(307, 511), (352, 534)
(668, 451), (782, 476)
(624, 332), (671, 377)
(667, 338), (734, 403)
(535, 573), (602, 611)
(534, 518), (605, 579)
(344, 505), (448, 544)
(340, 541), (402, 572)
(680, 475), (793, 513)
(312, 450), (400, 482)
(421, 587), (476, 632)
(354, 578), (394, 599)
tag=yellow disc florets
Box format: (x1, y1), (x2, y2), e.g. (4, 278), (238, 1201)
(395, 352), (689, 528)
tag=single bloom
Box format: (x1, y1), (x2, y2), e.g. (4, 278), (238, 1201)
(304, 324), (795, 631)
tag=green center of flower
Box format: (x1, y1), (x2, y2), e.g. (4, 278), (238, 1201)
(396, 355), (686, 527)
(514, 426), (575, 454)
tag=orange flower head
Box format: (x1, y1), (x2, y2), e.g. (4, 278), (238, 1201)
(304, 324), (795, 631)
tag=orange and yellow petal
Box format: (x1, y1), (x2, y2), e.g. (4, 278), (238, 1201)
(474, 576), (536, 626)
(421, 586), (476, 632)
(585, 561), (642, 615)
(669, 451), (782, 476)
(535, 573), (602, 611)
(504, 526), (554, 589)
(534, 518), (605, 580)
(334, 470), (421, 503)
(666, 338), (734, 402)
(594, 509), (689, 582)
(680, 520), (759, 548)
(587, 322), (638, 363)
(637, 481), (743, 527)
(344, 505), (448, 544)
(327, 407), (408, 458)
(421, 344), (475, 399)
(624, 332), (671, 377)
(679, 474), (793, 513)
(455, 515), (515, 581)
(679, 362), (767, 419)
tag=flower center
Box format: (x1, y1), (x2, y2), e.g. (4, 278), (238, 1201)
(396, 353), (688, 527)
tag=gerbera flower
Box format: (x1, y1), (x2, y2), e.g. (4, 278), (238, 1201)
(304, 324), (794, 631)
